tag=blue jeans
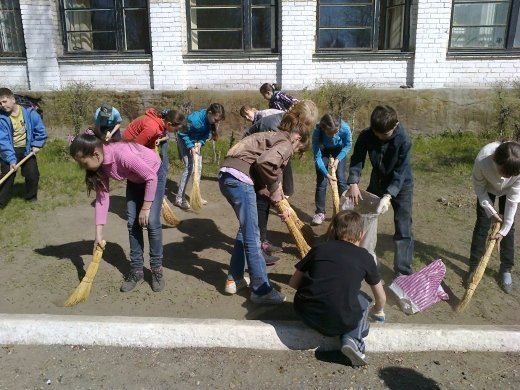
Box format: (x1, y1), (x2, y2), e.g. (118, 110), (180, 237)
(126, 163), (164, 272)
(470, 194), (514, 272)
(315, 152), (347, 214)
(391, 184), (414, 275)
(176, 137), (203, 203)
(219, 172), (272, 295)
(340, 292), (371, 354)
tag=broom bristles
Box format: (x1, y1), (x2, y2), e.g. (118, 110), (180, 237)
(329, 157), (340, 216)
(190, 153), (203, 210)
(276, 199), (311, 258)
(161, 198), (182, 226)
(64, 241), (105, 307)
(456, 222), (501, 313)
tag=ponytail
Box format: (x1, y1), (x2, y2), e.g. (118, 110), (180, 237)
(260, 82), (280, 95)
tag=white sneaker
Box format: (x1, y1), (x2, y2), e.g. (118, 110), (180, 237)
(311, 213), (325, 226)
(224, 276), (250, 295)
(201, 198), (208, 205)
(174, 199), (191, 210)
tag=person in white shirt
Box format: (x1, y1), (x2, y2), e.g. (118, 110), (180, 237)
(467, 141), (520, 294)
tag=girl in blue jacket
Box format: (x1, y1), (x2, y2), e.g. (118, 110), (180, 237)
(311, 113), (352, 226)
(175, 103), (225, 209)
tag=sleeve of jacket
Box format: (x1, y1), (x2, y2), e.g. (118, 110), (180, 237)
(472, 157), (495, 217)
(255, 140), (291, 193)
(0, 116), (16, 165)
(335, 120), (352, 162)
(312, 127), (328, 177)
(28, 109), (47, 149)
(347, 130), (368, 185)
(244, 122), (262, 138)
(385, 136), (412, 197)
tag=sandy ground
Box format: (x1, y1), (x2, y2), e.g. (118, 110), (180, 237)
(0, 345), (518, 389)
(0, 170), (518, 325)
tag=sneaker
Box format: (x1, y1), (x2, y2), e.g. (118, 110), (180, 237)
(174, 199), (191, 210)
(499, 271), (513, 294)
(261, 240), (283, 255)
(340, 335), (367, 366)
(250, 289), (286, 304)
(151, 268), (165, 292)
(224, 276), (250, 295)
(263, 251), (280, 266)
(311, 213), (325, 226)
(120, 270), (144, 292)
(201, 198), (208, 205)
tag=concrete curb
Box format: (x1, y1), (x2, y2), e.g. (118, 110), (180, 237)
(1, 314), (519, 352)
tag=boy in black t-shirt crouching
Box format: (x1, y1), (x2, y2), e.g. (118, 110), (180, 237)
(289, 210), (386, 366)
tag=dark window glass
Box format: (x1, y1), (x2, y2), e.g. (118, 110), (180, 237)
(317, 0), (411, 51)
(61, 0), (150, 53)
(0, 0), (25, 57)
(449, 0), (520, 50)
(187, 0), (278, 52)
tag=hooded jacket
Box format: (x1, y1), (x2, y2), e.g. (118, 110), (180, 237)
(0, 106), (47, 165)
(347, 125), (413, 197)
(122, 108), (165, 149)
(222, 131), (294, 194)
(177, 108), (213, 149)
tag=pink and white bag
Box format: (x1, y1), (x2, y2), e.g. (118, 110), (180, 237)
(389, 259), (449, 314)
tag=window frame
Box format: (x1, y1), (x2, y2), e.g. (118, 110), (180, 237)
(0, 0), (26, 58)
(58, 0), (151, 56)
(315, 0), (412, 54)
(185, 0), (280, 54)
(448, 0), (520, 54)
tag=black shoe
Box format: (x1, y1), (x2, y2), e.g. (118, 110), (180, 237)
(120, 271), (144, 292)
(151, 268), (165, 292)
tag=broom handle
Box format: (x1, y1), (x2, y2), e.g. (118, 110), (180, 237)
(330, 157), (340, 215)
(0, 151), (35, 186)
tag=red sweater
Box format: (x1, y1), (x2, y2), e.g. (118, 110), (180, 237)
(122, 108), (165, 149)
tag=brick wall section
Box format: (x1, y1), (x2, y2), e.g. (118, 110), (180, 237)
(59, 62), (151, 90)
(19, 0), (61, 90)
(0, 64), (29, 90)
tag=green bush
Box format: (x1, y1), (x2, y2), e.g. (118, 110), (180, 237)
(493, 81), (520, 140)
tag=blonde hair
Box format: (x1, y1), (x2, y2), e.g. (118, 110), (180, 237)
(277, 100), (318, 147)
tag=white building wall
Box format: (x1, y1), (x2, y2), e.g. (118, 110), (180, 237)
(59, 61), (151, 90)
(0, 63), (29, 90)
(19, 0), (61, 90)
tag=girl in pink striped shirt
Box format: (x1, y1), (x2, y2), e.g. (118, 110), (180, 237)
(70, 133), (165, 293)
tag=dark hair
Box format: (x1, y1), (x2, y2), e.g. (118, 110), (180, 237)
(370, 105), (398, 134)
(278, 100), (318, 152)
(239, 105), (255, 118)
(320, 113), (341, 136)
(0, 88), (14, 98)
(260, 83), (280, 94)
(493, 141), (520, 177)
(208, 103), (225, 120)
(327, 210), (364, 242)
(69, 133), (106, 196)
(161, 109), (187, 130)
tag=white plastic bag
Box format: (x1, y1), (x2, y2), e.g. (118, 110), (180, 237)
(340, 189), (380, 263)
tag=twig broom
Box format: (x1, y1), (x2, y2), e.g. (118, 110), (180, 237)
(64, 240), (106, 307)
(456, 222), (501, 313)
(329, 157), (340, 216)
(0, 152), (35, 186)
(190, 152), (203, 210)
(161, 197), (182, 226)
(275, 199), (311, 258)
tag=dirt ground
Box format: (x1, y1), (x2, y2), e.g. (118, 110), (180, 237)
(0, 345), (519, 389)
(1, 169), (518, 325)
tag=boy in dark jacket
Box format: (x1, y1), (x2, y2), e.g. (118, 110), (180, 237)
(0, 88), (47, 208)
(346, 105), (414, 276)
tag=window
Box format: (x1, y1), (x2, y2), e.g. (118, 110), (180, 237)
(0, 0), (25, 57)
(187, 0), (278, 52)
(449, 0), (520, 50)
(60, 0), (150, 54)
(317, 0), (412, 51)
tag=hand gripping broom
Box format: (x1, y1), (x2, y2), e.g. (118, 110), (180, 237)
(275, 198), (311, 258)
(0, 152), (35, 186)
(189, 152), (203, 210)
(329, 157), (340, 216)
(64, 240), (106, 306)
(456, 222), (501, 313)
